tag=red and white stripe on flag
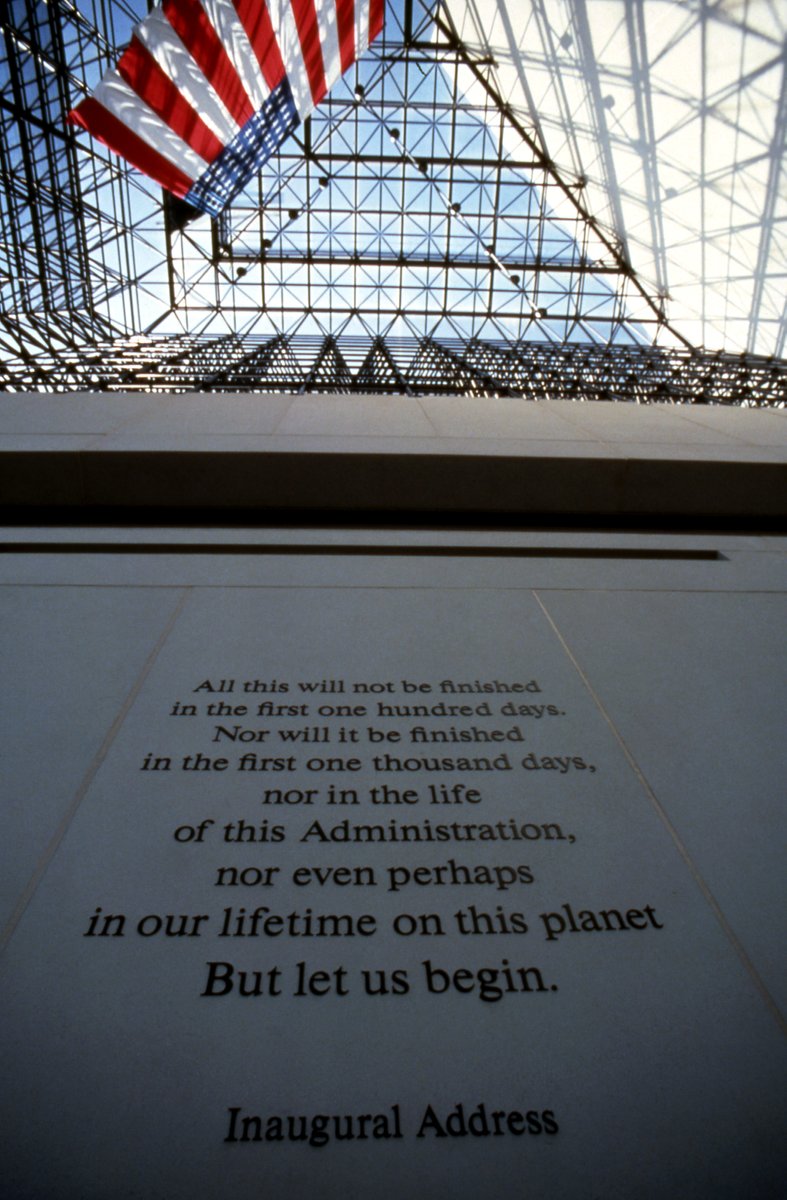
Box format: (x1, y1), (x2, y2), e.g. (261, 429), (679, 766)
(68, 0), (384, 216)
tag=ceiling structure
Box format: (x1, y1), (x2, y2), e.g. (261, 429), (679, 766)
(0, 0), (785, 401)
(448, 0), (787, 359)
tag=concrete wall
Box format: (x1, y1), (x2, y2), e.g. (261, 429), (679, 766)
(1, 392), (785, 516)
(1, 395), (785, 1197)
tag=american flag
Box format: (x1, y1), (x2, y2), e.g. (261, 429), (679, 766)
(68, 0), (384, 217)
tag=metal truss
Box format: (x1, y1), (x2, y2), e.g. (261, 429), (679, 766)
(3, 332), (784, 406)
(0, 0), (165, 365)
(164, 0), (674, 349)
(447, 0), (787, 359)
(1, 0), (785, 404)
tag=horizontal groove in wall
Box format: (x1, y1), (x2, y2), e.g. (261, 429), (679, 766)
(0, 543), (724, 561)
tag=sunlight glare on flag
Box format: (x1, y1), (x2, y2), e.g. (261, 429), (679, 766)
(68, 0), (384, 217)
